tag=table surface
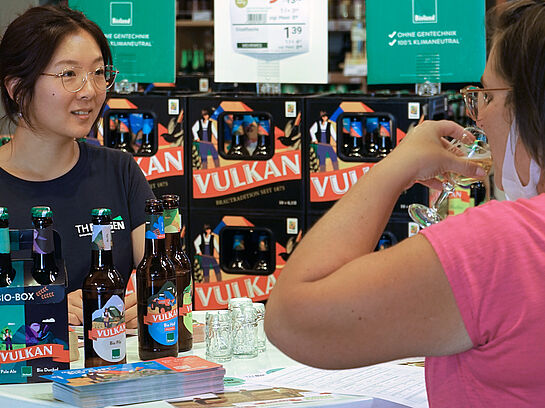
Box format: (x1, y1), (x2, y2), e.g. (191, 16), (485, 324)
(0, 312), (414, 408)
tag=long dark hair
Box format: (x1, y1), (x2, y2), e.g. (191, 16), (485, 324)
(488, 0), (545, 167)
(0, 5), (112, 128)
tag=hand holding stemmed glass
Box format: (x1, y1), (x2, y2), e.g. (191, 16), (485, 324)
(408, 127), (492, 227)
(408, 85), (503, 227)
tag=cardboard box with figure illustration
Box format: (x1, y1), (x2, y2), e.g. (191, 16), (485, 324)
(304, 94), (448, 215)
(186, 94), (307, 212)
(188, 210), (304, 310)
(98, 92), (191, 202)
(0, 229), (69, 384)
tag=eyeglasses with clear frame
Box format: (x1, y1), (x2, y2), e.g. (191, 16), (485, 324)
(41, 65), (118, 93)
(460, 85), (511, 121)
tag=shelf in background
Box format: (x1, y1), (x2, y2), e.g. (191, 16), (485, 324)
(329, 72), (365, 84)
(176, 20), (214, 28)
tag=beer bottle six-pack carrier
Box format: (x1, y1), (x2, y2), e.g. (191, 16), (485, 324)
(0, 207), (69, 384)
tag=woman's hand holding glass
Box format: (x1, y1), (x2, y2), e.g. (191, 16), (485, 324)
(407, 126), (492, 227)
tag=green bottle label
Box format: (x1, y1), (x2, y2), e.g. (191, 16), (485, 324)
(0, 228), (9, 254)
(91, 224), (112, 251)
(163, 209), (181, 234)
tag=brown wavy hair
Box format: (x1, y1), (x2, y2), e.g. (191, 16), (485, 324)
(488, 0), (545, 167)
(0, 5), (112, 129)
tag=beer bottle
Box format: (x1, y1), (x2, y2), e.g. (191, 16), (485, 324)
(377, 118), (392, 159)
(0, 208), (15, 287)
(31, 207), (59, 285)
(252, 116), (270, 158)
(347, 117), (364, 158)
(228, 114), (250, 157)
(138, 113), (154, 155)
(83, 208), (126, 368)
(116, 113), (134, 154)
(229, 233), (250, 271)
(253, 234), (270, 272)
(161, 195), (193, 353)
(137, 199), (178, 360)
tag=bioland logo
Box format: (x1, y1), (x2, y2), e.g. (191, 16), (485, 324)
(110, 2), (133, 26)
(412, 0), (437, 24)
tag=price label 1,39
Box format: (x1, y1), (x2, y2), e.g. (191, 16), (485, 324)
(230, 0), (309, 56)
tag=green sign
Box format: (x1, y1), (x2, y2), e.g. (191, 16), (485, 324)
(366, 0), (486, 85)
(69, 0), (175, 83)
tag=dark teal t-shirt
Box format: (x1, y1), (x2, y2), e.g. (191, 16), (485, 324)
(0, 140), (155, 292)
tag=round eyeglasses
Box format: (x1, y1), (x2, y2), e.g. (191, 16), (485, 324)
(41, 65), (118, 93)
(460, 85), (510, 122)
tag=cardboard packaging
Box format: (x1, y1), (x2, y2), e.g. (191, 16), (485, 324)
(0, 230), (69, 384)
(186, 94), (306, 212)
(188, 210), (303, 310)
(304, 94), (448, 216)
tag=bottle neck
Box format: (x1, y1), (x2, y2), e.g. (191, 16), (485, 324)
(163, 208), (182, 252)
(91, 249), (114, 268)
(33, 225), (55, 255)
(145, 237), (166, 256)
(0, 227), (9, 255)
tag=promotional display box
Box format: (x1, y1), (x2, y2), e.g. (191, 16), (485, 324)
(188, 210), (304, 310)
(99, 93), (190, 203)
(0, 230), (69, 384)
(186, 93), (307, 212)
(304, 94), (448, 215)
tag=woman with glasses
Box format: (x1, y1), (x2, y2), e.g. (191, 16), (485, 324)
(266, 1), (545, 406)
(0, 6), (154, 328)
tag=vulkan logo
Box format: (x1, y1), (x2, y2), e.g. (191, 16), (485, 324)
(310, 164), (373, 202)
(88, 323), (126, 340)
(193, 150), (300, 198)
(144, 309), (177, 325)
(135, 147), (184, 181)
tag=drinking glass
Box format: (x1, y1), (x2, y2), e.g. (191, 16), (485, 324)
(408, 127), (491, 228)
(205, 310), (233, 362)
(232, 305), (258, 359)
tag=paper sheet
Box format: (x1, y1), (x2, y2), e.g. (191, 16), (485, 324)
(244, 363), (428, 408)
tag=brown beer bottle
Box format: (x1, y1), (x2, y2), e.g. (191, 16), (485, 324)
(137, 199), (178, 360)
(0, 208), (15, 287)
(83, 208), (126, 368)
(161, 195), (193, 353)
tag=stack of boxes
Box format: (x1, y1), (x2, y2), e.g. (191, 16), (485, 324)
(100, 92), (448, 309)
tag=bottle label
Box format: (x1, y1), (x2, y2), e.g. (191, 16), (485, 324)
(163, 209), (181, 234)
(33, 226), (54, 254)
(145, 215), (165, 239)
(0, 228), (9, 254)
(179, 281), (193, 334)
(91, 224), (112, 251)
(143, 281), (178, 345)
(87, 295), (126, 362)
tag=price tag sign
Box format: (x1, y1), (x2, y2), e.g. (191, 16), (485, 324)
(215, 0), (327, 84)
(230, 0), (309, 55)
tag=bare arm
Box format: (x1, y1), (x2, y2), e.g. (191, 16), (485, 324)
(265, 121), (484, 369)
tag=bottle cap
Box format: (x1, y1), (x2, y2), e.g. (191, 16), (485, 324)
(0, 207), (7, 220)
(161, 194), (180, 208)
(31, 206), (52, 218)
(91, 208), (112, 217)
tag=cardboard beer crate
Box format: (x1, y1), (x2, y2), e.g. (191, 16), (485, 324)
(305, 93), (448, 216)
(186, 93), (307, 212)
(0, 229), (68, 384)
(188, 209), (304, 310)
